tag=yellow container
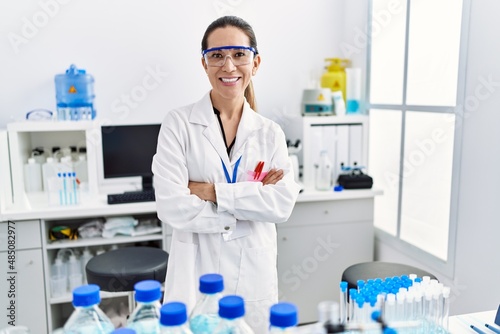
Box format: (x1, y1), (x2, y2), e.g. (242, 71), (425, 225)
(320, 58), (350, 102)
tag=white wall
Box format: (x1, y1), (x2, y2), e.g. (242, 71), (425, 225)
(0, 0), (347, 143)
(376, 0), (500, 316)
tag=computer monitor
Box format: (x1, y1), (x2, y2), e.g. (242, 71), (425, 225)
(100, 124), (161, 191)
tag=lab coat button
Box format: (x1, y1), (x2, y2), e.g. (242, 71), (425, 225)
(224, 226), (230, 231)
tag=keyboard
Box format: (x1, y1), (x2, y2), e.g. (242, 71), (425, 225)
(107, 189), (156, 205)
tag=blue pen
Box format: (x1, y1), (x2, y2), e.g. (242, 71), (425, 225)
(486, 324), (500, 334)
(471, 325), (487, 334)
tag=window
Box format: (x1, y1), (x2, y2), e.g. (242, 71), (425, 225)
(368, 0), (469, 274)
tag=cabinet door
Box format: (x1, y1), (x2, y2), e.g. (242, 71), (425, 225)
(0, 249), (47, 332)
(0, 220), (41, 251)
(277, 199), (374, 324)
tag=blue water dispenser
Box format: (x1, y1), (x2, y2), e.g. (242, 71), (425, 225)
(54, 64), (95, 120)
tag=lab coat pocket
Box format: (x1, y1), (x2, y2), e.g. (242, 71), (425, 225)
(245, 170), (269, 182)
(165, 239), (198, 308)
(236, 246), (278, 301)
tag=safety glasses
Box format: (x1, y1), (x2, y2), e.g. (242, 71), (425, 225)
(202, 46), (257, 67)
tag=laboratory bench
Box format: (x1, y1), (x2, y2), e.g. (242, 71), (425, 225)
(0, 188), (381, 332)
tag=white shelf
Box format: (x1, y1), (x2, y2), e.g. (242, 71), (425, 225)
(7, 120), (95, 132)
(302, 114), (368, 125)
(297, 187), (383, 203)
(45, 233), (163, 250)
(2, 192), (157, 221)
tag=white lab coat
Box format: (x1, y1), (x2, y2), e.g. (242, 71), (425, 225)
(152, 92), (300, 332)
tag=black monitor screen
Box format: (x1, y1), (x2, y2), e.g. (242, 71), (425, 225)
(101, 124), (161, 189)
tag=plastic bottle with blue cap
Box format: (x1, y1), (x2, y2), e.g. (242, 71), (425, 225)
(54, 64), (96, 121)
(189, 273), (224, 334)
(159, 302), (193, 333)
(213, 295), (254, 334)
(127, 280), (162, 334)
(63, 284), (115, 333)
(269, 302), (298, 333)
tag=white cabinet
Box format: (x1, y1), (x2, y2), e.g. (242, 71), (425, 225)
(0, 220), (46, 331)
(0, 130), (13, 212)
(277, 194), (375, 323)
(41, 213), (169, 332)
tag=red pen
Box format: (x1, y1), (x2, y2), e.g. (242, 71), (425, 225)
(254, 161), (264, 180)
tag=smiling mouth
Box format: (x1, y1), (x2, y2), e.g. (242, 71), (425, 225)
(220, 77), (240, 83)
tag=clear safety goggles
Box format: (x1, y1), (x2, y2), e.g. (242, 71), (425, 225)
(202, 46), (257, 67)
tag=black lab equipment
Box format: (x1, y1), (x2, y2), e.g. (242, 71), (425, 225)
(337, 165), (373, 189)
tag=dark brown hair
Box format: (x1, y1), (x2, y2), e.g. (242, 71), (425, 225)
(201, 16), (259, 111)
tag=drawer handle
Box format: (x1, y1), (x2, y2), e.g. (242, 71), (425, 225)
(324, 210), (329, 215)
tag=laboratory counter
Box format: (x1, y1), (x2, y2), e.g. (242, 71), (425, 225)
(0, 188), (381, 331)
(0, 188), (382, 221)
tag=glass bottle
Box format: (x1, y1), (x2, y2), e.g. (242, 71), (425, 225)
(127, 280), (162, 334)
(213, 295), (254, 334)
(63, 284), (115, 333)
(189, 273), (224, 334)
(160, 302), (193, 334)
(269, 302), (298, 333)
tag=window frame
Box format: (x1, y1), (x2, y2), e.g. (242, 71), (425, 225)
(366, 0), (472, 277)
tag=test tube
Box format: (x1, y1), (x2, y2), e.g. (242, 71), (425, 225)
(396, 291), (406, 322)
(357, 279), (365, 292)
(441, 287), (450, 331)
(57, 173), (64, 205)
(405, 291), (415, 323)
(385, 293), (396, 324)
(354, 296), (366, 323)
(349, 288), (357, 322)
(413, 290), (423, 325)
(431, 290), (441, 331)
(423, 290), (433, 332)
(339, 281), (348, 324)
(62, 172), (68, 205)
(71, 172), (79, 204)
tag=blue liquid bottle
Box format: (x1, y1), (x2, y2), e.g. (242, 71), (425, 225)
(269, 302), (299, 333)
(127, 280), (162, 334)
(189, 273), (224, 334)
(63, 284), (115, 334)
(54, 64), (96, 120)
(213, 295), (254, 334)
(160, 302), (193, 334)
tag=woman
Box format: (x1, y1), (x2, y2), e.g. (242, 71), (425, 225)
(152, 16), (300, 332)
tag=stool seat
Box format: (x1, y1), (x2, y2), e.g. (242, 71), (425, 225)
(86, 246), (168, 292)
(341, 261), (437, 291)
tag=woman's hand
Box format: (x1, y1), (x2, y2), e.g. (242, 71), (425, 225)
(261, 169), (284, 185)
(188, 182), (216, 203)
(188, 169), (283, 202)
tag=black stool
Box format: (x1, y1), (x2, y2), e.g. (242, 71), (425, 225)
(341, 261), (437, 291)
(86, 246), (168, 312)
